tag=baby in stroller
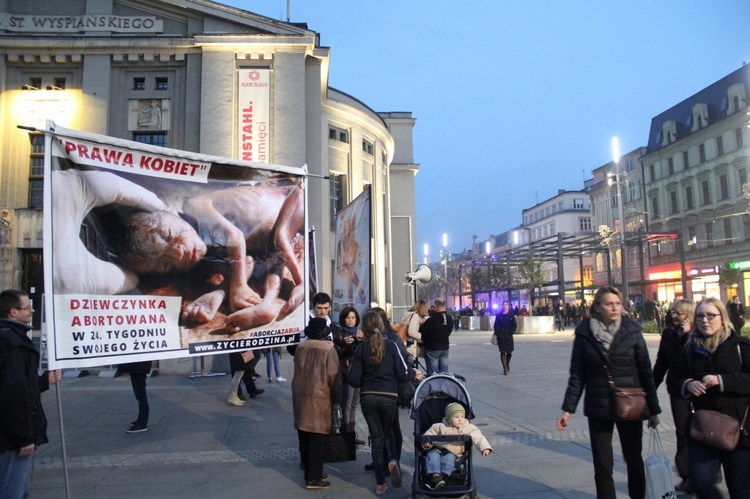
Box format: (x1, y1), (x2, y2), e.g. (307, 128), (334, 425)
(421, 402), (493, 490)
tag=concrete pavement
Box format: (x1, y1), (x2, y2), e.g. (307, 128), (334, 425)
(28, 328), (723, 498)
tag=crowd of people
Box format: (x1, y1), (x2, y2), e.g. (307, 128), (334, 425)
(557, 287), (750, 499)
(3, 284), (749, 497)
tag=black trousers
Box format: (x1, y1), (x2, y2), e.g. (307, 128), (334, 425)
(669, 396), (691, 480)
(297, 430), (325, 482)
(588, 417), (645, 499)
(129, 373), (149, 426)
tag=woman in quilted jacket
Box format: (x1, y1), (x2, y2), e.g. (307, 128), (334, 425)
(668, 297), (750, 499)
(556, 286), (661, 499)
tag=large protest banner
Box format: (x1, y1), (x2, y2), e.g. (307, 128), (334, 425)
(332, 187), (371, 317)
(43, 122), (307, 369)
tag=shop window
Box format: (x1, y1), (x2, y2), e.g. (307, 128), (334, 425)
(28, 134), (44, 208)
(133, 132), (167, 147)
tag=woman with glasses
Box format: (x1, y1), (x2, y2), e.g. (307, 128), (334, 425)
(653, 299), (695, 494)
(669, 297), (750, 498)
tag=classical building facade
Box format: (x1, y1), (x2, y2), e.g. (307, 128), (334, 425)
(640, 64), (749, 303)
(0, 0), (419, 327)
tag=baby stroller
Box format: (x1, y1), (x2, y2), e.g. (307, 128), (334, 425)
(410, 373), (477, 499)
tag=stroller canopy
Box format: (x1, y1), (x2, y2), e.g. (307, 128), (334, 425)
(410, 373), (475, 420)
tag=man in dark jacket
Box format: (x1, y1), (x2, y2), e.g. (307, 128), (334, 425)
(419, 299), (453, 375)
(0, 289), (61, 498)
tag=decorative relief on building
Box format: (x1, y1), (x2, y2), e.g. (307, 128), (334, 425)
(0, 210), (11, 247)
(128, 99), (169, 131)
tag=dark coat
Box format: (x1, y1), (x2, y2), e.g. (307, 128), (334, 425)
(419, 311), (453, 351)
(652, 325), (690, 389)
(561, 316), (661, 420)
(291, 339), (341, 434)
(348, 336), (414, 397)
(667, 332), (750, 446)
(0, 319), (50, 452)
(493, 311), (517, 352)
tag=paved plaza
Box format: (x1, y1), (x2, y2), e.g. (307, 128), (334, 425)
(28, 328), (723, 498)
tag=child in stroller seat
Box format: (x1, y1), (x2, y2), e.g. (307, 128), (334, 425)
(420, 402), (493, 490)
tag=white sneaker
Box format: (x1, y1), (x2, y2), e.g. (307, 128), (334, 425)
(276, 377), (287, 382)
(227, 392), (245, 406)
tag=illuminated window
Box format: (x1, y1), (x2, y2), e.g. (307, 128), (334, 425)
(28, 134), (44, 208)
(133, 132), (167, 147)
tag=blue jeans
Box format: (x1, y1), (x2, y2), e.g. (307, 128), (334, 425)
(360, 394), (397, 485)
(0, 450), (31, 499)
(689, 440), (750, 499)
(424, 349), (449, 375)
(265, 350), (281, 378)
(588, 417), (645, 499)
(425, 449), (456, 476)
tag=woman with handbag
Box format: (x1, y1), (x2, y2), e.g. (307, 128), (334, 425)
(493, 301), (517, 375)
(557, 286), (661, 499)
(668, 297), (750, 499)
(334, 306), (364, 444)
(404, 300), (428, 361)
(652, 299), (695, 494)
(349, 310), (424, 495)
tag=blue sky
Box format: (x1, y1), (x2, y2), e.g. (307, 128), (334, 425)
(229, 0), (750, 260)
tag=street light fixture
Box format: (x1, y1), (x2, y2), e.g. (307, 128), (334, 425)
(611, 137), (629, 301)
(423, 243), (429, 264)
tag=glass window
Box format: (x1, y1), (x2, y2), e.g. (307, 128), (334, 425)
(736, 128), (744, 148)
(739, 169), (748, 195)
(705, 222), (713, 247)
(133, 132), (167, 147)
(650, 197), (660, 219)
(699, 144), (706, 163)
(579, 217), (591, 231)
(155, 77), (168, 90)
(669, 191), (678, 214)
(362, 139), (373, 155)
(133, 77), (146, 90)
(682, 151), (689, 169)
(668, 157), (674, 174)
(719, 174), (729, 200)
(723, 219), (732, 243)
(28, 134), (44, 208)
(329, 126), (349, 143)
(717, 136), (724, 156)
(701, 180), (711, 205)
(685, 185), (694, 209)
(330, 174), (344, 227)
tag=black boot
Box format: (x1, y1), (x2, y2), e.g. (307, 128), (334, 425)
(500, 354), (508, 375)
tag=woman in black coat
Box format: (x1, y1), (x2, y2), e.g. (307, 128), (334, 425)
(556, 286), (661, 499)
(668, 297), (750, 499)
(493, 301), (517, 375)
(652, 299), (695, 493)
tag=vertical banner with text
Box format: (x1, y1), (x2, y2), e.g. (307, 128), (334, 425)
(237, 68), (270, 164)
(44, 122), (306, 369)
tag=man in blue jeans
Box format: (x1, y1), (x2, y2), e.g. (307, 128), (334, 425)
(419, 299), (453, 375)
(0, 289), (61, 498)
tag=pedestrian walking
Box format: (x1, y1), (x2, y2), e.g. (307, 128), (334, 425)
(493, 301), (517, 375)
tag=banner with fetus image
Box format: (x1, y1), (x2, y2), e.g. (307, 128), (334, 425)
(43, 122), (307, 369)
(332, 187), (371, 318)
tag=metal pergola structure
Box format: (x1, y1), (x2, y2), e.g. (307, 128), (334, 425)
(454, 230), (686, 308)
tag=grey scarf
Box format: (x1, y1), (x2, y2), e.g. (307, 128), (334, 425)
(590, 316), (622, 351)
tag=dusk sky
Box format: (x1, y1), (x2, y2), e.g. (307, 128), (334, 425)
(230, 0), (750, 261)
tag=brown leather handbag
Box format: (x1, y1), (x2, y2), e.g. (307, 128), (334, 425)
(690, 405), (749, 452)
(606, 365), (650, 421)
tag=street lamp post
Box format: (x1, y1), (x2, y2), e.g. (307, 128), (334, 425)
(442, 233), (448, 304)
(612, 137), (629, 302)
